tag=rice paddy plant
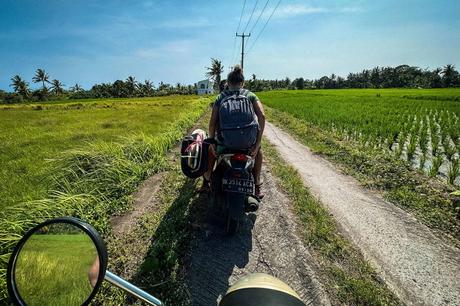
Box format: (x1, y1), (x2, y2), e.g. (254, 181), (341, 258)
(396, 131), (408, 157)
(407, 134), (418, 161)
(443, 137), (456, 162)
(431, 131), (440, 157)
(429, 155), (444, 177)
(419, 153), (427, 171)
(419, 126), (429, 155)
(447, 158), (460, 185)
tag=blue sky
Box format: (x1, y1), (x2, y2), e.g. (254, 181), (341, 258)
(1, 0), (459, 91)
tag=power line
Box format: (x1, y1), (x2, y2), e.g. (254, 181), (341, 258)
(236, 0), (247, 33)
(242, 0), (259, 33)
(247, 0), (282, 54)
(249, 0), (270, 34)
(228, 0), (247, 69)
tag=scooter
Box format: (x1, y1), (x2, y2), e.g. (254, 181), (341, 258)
(7, 217), (306, 306)
(210, 151), (260, 235)
(180, 131), (260, 235)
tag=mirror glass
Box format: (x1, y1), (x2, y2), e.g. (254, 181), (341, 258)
(14, 222), (100, 306)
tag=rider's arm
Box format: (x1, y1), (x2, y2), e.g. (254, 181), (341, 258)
(209, 104), (219, 139)
(253, 100), (266, 146)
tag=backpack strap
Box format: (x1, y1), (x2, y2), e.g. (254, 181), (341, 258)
(215, 91), (230, 108)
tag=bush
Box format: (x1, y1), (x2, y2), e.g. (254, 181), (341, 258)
(1, 93), (24, 104)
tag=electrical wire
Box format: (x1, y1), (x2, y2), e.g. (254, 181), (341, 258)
(249, 0), (270, 34)
(246, 0), (282, 54)
(229, 0), (247, 69)
(242, 0), (259, 33)
(236, 0), (247, 33)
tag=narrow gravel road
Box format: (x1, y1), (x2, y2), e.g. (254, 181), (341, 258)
(265, 121), (460, 306)
(186, 167), (330, 306)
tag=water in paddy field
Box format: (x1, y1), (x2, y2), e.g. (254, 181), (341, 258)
(344, 110), (460, 186)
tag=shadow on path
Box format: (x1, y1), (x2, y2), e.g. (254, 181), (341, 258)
(186, 208), (255, 306)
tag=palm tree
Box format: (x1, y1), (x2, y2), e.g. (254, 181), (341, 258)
(139, 80), (154, 96)
(50, 79), (65, 95)
(126, 76), (137, 96)
(32, 68), (50, 89)
(10, 75), (30, 97)
(442, 64), (457, 87)
(70, 83), (83, 92)
(205, 58), (224, 92)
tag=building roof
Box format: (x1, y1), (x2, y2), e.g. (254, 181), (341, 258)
(197, 79), (213, 84)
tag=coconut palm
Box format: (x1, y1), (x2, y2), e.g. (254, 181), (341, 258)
(139, 80), (154, 96)
(70, 83), (83, 92)
(442, 64), (458, 87)
(10, 75), (30, 97)
(32, 68), (50, 89)
(205, 58), (224, 91)
(50, 79), (65, 95)
(126, 76), (137, 96)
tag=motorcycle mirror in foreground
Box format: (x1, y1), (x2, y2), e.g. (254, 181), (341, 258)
(7, 217), (163, 306)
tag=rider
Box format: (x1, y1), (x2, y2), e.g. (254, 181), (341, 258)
(199, 65), (266, 199)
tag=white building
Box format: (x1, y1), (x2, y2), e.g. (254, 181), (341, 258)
(196, 79), (214, 95)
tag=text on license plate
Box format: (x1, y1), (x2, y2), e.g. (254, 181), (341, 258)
(222, 178), (254, 193)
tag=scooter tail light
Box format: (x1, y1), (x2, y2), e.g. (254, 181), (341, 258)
(231, 154), (248, 162)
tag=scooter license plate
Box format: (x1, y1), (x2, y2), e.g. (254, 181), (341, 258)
(222, 178), (254, 194)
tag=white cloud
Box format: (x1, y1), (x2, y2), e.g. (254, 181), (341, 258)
(276, 4), (327, 17)
(264, 4), (363, 19)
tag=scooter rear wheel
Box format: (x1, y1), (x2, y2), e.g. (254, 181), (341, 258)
(226, 213), (239, 235)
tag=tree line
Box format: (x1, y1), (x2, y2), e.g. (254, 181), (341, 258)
(1, 69), (197, 103)
(244, 64), (460, 92)
(2, 63), (459, 103)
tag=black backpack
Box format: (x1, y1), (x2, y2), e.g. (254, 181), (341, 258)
(218, 89), (259, 150)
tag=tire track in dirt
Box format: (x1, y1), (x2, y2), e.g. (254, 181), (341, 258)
(185, 166), (330, 306)
(112, 172), (166, 236)
(265, 121), (460, 306)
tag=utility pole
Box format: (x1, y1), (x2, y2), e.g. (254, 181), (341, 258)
(236, 32), (250, 70)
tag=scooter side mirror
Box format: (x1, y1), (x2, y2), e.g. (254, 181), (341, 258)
(7, 217), (108, 306)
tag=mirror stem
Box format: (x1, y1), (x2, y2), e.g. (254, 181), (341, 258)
(104, 271), (163, 306)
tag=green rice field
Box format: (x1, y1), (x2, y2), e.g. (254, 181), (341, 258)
(0, 95), (210, 302)
(0, 97), (207, 208)
(259, 88), (460, 185)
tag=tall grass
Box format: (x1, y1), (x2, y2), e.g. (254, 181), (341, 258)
(0, 97), (209, 302)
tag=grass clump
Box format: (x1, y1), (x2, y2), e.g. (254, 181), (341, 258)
(263, 141), (401, 305)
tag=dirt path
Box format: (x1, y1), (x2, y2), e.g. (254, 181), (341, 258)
(106, 172), (167, 280)
(264, 121), (460, 306)
(111, 172), (166, 236)
(185, 167), (330, 306)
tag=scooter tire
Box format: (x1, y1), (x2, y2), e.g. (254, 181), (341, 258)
(226, 214), (239, 235)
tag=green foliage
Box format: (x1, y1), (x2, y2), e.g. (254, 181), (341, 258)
(259, 88), (460, 185)
(205, 58), (224, 91)
(448, 158), (460, 185)
(245, 64), (460, 92)
(0, 95), (210, 302)
(429, 155), (443, 177)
